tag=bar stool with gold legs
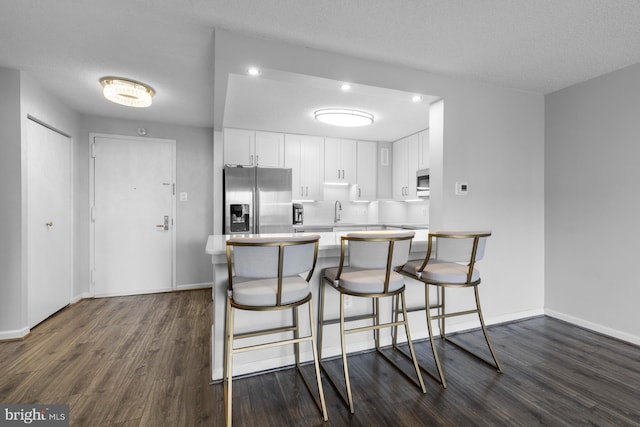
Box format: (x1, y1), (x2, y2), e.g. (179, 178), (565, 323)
(317, 230), (426, 413)
(397, 230), (503, 389)
(224, 235), (327, 427)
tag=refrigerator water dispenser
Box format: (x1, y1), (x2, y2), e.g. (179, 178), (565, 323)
(230, 204), (250, 232)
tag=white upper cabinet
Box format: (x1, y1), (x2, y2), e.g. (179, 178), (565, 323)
(354, 141), (377, 201)
(393, 133), (420, 200)
(223, 128), (284, 167)
(393, 136), (409, 199)
(324, 138), (356, 184)
(418, 129), (430, 170)
(284, 134), (324, 200)
(255, 131), (284, 167)
(223, 128), (254, 166)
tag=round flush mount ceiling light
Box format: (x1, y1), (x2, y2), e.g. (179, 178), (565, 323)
(100, 77), (155, 108)
(247, 67), (261, 76)
(314, 108), (374, 127)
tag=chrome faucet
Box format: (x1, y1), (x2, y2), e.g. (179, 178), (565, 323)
(334, 200), (342, 223)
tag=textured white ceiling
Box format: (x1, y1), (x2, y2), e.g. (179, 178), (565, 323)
(2, 0), (640, 129)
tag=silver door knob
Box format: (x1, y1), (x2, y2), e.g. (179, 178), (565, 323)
(46, 222), (53, 228)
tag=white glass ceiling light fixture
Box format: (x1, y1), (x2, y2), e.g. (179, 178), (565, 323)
(100, 77), (155, 108)
(314, 108), (374, 127)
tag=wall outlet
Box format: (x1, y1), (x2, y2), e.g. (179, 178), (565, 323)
(179, 192), (188, 202)
(344, 295), (353, 309)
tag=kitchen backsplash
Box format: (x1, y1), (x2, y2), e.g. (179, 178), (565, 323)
(301, 186), (429, 225)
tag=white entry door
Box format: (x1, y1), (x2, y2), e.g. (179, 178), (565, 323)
(26, 119), (72, 327)
(92, 134), (176, 297)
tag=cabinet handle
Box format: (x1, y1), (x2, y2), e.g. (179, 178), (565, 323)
(341, 170), (345, 179)
(337, 170), (340, 179)
(306, 186), (309, 197)
(301, 186), (304, 197)
(256, 155), (259, 165)
(250, 154), (254, 165)
(358, 187), (361, 197)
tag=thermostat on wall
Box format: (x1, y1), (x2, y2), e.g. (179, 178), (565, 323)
(456, 182), (469, 195)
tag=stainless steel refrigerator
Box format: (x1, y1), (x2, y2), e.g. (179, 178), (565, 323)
(223, 166), (293, 234)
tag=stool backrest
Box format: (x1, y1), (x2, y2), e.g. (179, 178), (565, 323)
(227, 235), (320, 281)
(345, 230), (414, 269)
(433, 231), (491, 263)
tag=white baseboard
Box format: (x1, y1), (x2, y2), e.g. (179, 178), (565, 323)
(94, 287), (173, 298)
(0, 326), (30, 341)
(176, 282), (212, 291)
(545, 309), (640, 346)
(70, 292), (92, 304)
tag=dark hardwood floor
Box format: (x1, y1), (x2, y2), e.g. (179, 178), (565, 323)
(1, 289), (639, 426)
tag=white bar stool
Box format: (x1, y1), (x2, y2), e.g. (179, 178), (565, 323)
(317, 230), (426, 413)
(399, 230), (503, 389)
(224, 235), (327, 426)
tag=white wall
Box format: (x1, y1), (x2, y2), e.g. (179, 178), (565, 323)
(214, 30), (545, 327)
(0, 68), (24, 337)
(78, 115), (214, 291)
(545, 63), (640, 344)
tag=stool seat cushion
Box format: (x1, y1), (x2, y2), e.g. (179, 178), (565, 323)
(232, 276), (310, 307)
(403, 259), (479, 284)
(324, 267), (405, 294)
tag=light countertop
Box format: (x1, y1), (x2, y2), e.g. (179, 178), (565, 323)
(205, 229), (429, 257)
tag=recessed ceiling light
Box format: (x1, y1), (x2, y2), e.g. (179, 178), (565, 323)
(100, 77), (155, 108)
(412, 95), (422, 102)
(247, 67), (261, 76)
(341, 83), (351, 91)
(314, 108), (374, 127)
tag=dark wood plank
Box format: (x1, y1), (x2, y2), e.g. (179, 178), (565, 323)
(1, 290), (639, 426)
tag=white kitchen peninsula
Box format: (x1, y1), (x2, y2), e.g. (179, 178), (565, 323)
(205, 230), (429, 381)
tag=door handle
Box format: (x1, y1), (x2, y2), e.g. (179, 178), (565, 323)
(156, 215), (169, 230)
(46, 221), (53, 228)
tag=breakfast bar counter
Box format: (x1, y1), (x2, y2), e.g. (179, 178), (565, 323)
(205, 230), (429, 381)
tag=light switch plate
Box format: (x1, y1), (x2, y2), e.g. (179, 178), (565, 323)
(455, 182), (469, 195)
(179, 192), (188, 202)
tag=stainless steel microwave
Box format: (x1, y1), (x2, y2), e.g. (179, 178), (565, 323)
(416, 168), (430, 197)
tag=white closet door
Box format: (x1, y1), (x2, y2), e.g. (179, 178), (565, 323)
(27, 119), (72, 327)
(93, 135), (175, 297)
